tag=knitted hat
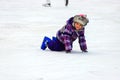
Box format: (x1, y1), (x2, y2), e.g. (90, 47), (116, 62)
(73, 14), (89, 26)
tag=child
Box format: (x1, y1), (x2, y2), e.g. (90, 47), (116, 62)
(41, 14), (89, 53)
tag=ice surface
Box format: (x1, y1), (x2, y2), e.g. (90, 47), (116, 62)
(0, 0), (120, 80)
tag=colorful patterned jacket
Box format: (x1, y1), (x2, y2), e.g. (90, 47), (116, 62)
(56, 17), (87, 51)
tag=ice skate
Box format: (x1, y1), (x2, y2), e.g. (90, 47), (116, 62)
(52, 36), (57, 41)
(41, 36), (51, 50)
(42, 3), (51, 7)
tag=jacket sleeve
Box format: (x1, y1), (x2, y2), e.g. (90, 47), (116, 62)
(62, 25), (72, 51)
(78, 28), (87, 51)
(63, 34), (72, 51)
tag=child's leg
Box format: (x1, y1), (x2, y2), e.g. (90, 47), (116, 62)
(48, 37), (65, 51)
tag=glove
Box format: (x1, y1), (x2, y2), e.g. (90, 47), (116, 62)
(82, 50), (88, 53)
(66, 50), (71, 53)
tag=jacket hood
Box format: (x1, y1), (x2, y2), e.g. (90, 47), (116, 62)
(67, 17), (74, 25)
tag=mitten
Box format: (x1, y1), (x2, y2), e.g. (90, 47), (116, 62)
(82, 50), (88, 53)
(66, 50), (71, 53)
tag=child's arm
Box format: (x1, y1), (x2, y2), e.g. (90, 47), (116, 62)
(78, 29), (88, 52)
(63, 35), (72, 52)
(62, 25), (73, 52)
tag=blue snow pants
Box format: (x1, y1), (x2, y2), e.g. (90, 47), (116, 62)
(48, 38), (65, 51)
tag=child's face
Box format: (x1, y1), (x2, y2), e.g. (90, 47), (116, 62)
(74, 22), (83, 30)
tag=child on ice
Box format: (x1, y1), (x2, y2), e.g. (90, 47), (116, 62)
(41, 14), (89, 53)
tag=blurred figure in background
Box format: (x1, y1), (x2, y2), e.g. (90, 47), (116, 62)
(43, 0), (51, 7)
(65, 0), (69, 6)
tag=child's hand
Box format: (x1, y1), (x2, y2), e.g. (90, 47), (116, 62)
(82, 50), (88, 53)
(66, 50), (71, 53)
